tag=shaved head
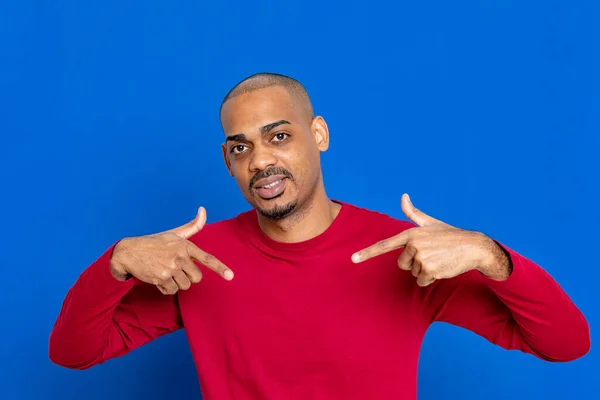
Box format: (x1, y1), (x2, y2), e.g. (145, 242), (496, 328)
(220, 72), (314, 123)
(219, 72), (330, 222)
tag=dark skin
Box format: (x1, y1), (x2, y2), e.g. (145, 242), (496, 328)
(220, 85), (341, 243)
(110, 84), (511, 295)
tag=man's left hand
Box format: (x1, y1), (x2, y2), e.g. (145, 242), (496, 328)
(351, 194), (511, 286)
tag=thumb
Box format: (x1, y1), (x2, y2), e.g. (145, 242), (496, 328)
(170, 206), (207, 239)
(401, 193), (440, 227)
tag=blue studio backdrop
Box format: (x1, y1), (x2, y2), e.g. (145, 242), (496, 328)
(1, 1), (598, 399)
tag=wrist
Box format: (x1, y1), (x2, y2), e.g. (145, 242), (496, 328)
(110, 239), (132, 281)
(476, 234), (512, 281)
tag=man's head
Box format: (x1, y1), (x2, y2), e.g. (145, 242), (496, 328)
(220, 73), (329, 220)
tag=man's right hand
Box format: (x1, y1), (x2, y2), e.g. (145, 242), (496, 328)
(110, 206), (234, 295)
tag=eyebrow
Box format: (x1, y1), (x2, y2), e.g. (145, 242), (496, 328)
(226, 120), (291, 142)
(260, 119), (291, 134)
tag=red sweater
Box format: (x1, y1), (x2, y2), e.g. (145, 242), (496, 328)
(49, 201), (590, 399)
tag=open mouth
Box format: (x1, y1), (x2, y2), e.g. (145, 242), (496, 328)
(254, 177), (288, 200)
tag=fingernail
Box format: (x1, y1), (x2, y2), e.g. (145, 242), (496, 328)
(224, 270), (234, 280)
(351, 253), (361, 263)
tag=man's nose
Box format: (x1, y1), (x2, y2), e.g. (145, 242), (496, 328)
(249, 146), (277, 172)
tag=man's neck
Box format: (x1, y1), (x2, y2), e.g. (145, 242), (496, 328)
(256, 190), (342, 244)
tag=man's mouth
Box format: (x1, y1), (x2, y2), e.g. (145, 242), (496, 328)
(253, 175), (288, 199)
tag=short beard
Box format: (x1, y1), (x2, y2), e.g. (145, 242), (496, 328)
(257, 200), (298, 220)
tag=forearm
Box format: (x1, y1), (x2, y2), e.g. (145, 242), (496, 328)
(479, 243), (590, 361)
(429, 240), (589, 362)
(49, 241), (137, 369)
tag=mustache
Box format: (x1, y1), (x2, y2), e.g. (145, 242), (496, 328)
(248, 167), (294, 190)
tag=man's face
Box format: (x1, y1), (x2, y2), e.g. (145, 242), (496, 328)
(220, 85), (328, 220)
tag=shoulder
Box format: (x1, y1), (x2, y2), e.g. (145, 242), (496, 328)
(187, 208), (254, 244)
(338, 200), (416, 236)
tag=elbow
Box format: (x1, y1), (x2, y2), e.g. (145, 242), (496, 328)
(561, 313), (591, 362)
(48, 348), (98, 370)
(564, 320), (591, 361)
(48, 350), (78, 370)
(48, 340), (82, 370)
(538, 316), (591, 362)
(48, 331), (99, 370)
(48, 327), (69, 368)
(552, 336), (590, 363)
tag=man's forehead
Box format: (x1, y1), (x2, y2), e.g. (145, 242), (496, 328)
(221, 88), (298, 134)
(222, 114), (296, 138)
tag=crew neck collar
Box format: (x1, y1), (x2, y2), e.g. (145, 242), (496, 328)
(239, 200), (352, 254)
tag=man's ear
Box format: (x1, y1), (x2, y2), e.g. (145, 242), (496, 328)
(222, 143), (233, 176)
(311, 116), (329, 152)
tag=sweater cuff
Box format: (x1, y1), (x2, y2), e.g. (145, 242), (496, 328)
(83, 240), (140, 295)
(481, 241), (543, 295)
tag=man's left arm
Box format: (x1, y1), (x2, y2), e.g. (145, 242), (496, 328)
(423, 240), (590, 362)
(352, 194), (590, 362)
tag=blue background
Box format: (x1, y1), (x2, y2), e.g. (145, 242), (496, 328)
(1, 1), (598, 399)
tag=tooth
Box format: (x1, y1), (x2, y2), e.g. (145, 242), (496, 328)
(264, 180), (280, 189)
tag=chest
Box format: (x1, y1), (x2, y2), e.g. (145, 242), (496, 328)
(179, 252), (426, 375)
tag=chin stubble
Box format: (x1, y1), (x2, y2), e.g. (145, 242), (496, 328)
(257, 200), (298, 220)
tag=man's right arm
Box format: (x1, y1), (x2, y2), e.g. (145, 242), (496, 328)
(49, 207), (234, 369)
(48, 241), (183, 370)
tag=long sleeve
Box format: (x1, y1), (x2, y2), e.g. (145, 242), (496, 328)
(48, 242), (183, 369)
(422, 242), (590, 362)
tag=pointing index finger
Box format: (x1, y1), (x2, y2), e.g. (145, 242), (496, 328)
(351, 229), (411, 263)
(185, 241), (234, 280)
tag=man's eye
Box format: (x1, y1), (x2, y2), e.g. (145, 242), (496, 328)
(273, 133), (289, 142)
(231, 145), (247, 154)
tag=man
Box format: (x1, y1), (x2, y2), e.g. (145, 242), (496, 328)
(49, 73), (590, 399)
